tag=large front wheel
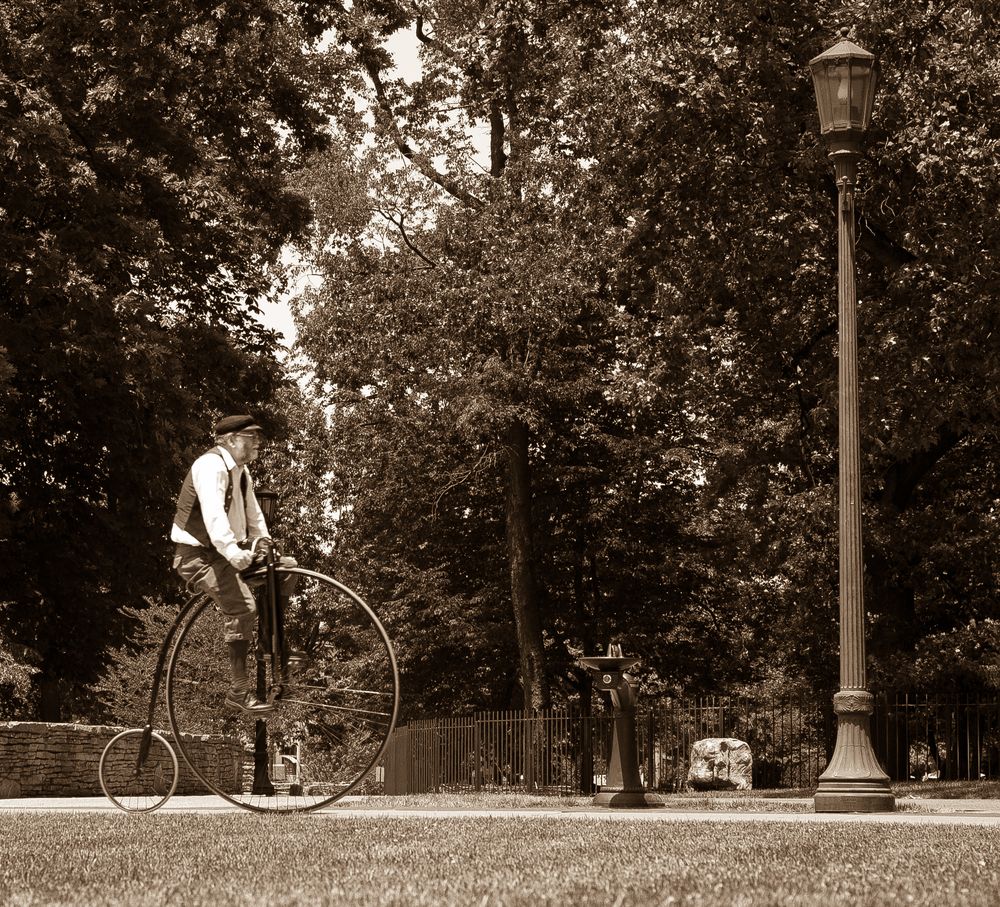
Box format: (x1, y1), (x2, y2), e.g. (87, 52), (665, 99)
(165, 568), (399, 813)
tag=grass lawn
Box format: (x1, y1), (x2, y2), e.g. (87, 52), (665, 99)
(2, 810), (999, 906)
(344, 791), (819, 813)
(342, 779), (1000, 814)
(893, 779), (1000, 799)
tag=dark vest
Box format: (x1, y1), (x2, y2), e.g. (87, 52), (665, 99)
(173, 448), (249, 548)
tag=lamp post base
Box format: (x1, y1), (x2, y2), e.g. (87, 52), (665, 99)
(593, 790), (664, 809)
(814, 690), (895, 813)
(814, 780), (895, 813)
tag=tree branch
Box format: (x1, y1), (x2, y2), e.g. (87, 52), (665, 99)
(359, 51), (484, 210)
(411, 1), (434, 46)
(377, 208), (438, 269)
(432, 446), (497, 517)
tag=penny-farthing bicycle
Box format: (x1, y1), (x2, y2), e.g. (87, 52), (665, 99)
(99, 537), (400, 814)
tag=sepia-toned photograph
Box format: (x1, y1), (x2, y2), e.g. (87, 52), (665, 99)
(1, 1), (998, 904)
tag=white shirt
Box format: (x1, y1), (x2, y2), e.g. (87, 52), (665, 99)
(170, 446), (269, 563)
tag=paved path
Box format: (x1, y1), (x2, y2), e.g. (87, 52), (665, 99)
(3, 796), (1000, 825)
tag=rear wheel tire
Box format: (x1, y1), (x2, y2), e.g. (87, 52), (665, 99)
(165, 568), (399, 813)
(99, 728), (179, 813)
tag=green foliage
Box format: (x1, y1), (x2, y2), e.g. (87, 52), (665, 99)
(91, 599), (177, 728)
(286, 0), (1000, 714)
(0, 0), (359, 718)
(5, 0), (996, 721)
(889, 619), (1000, 692)
(0, 622), (37, 718)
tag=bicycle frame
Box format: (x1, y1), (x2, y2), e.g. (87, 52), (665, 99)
(248, 545), (286, 795)
(126, 545), (278, 778)
(254, 543), (286, 693)
(106, 546), (399, 813)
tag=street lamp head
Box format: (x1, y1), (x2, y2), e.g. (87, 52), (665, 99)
(256, 488), (279, 525)
(809, 32), (877, 150)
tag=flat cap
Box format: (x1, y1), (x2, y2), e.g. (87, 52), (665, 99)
(214, 414), (264, 436)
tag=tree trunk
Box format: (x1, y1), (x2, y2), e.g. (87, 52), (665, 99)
(573, 523), (595, 714)
(36, 673), (62, 722)
(503, 419), (550, 711)
(867, 424), (966, 668)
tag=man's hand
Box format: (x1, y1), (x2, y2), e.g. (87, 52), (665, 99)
(229, 549), (254, 571)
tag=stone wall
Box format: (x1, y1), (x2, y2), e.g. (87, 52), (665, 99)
(0, 722), (244, 798)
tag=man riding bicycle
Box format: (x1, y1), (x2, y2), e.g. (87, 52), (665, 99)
(171, 414), (296, 714)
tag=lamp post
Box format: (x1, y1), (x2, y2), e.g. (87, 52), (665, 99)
(256, 489), (279, 526)
(809, 32), (894, 813)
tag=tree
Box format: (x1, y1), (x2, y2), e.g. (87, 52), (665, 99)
(285, 1), (747, 713)
(0, 0), (357, 718)
(283, 0), (1000, 716)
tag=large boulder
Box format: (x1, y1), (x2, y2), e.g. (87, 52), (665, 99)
(687, 737), (753, 791)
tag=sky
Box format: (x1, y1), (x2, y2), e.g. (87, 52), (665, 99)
(257, 30), (425, 348)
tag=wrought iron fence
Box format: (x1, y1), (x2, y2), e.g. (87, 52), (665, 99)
(382, 694), (830, 795)
(381, 692), (1000, 795)
(643, 695), (830, 791)
(383, 711), (582, 795)
(872, 691), (1000, 782)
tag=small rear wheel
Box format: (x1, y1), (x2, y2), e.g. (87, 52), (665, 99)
(165, 568), (399, 813)
(99, 727), (178, 813)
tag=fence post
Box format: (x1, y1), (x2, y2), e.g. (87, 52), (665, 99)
(524, 710), (536, 792)
(580, 716), (593, 794)
(474, 715), (482, 792)
(646, 711), (656, 791)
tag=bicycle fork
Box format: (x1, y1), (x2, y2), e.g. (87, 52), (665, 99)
(256, 545), (287, 704)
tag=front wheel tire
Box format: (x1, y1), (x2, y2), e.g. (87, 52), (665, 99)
(165, 568), (400, 813)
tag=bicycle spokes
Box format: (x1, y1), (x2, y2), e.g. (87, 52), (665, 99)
(165, 568), (399, 813)
(99, 728), (179, 813)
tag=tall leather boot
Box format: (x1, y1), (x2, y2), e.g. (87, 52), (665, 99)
(228, 639), (251, 692)
(224, 640), (273, 713)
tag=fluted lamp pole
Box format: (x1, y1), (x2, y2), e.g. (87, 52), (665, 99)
(809, 32), (895, 813)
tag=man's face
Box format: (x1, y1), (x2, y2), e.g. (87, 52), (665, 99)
(229, 430), (263, 465)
